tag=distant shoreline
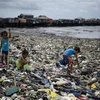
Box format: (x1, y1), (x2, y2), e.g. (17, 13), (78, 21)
(11, 32), (100, 41)
(1, 26), (100, 39)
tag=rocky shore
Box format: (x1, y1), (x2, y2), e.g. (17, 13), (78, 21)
(0, 32), (100, 100)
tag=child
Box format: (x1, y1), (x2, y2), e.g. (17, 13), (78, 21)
(16, 49), (30, 70)
(1, 29), (11, 65)
(59, 46), (80, 73)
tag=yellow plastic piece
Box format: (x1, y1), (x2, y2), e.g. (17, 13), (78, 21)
(38, 89), (59, 98)
(0, 78), (4, 82)
(91, 84), (97, 89)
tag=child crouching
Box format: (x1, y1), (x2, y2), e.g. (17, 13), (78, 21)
(16, 49), (30, 71)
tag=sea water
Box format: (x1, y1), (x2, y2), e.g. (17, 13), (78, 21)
(1, 26), (100, 39)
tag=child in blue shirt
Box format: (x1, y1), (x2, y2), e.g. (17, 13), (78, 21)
(59, 47), (80, 73)
(1, 29), (11, 65)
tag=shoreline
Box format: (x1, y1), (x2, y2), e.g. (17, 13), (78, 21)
(1, 26), (100, 39)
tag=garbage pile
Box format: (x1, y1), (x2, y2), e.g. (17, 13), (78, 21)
(0, 34), (100, 100)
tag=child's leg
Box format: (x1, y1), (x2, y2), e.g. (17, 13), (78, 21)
(68, 56), (73, 73)
(5, 55), (8, 65)
(68, 64), (72, 73)
(1, 54), (5, 64)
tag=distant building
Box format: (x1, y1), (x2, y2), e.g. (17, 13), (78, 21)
(38, 15), (47, 19)
(0, 17), (3, 22)
(75, 17), (85, 24)
(18, 18), (26, 23)
(0, 18), (4, 27)
(14, 18), (19, 23)
(18, 14), (34, 24)
(47, 18), (53, 23)
(18, 14), (34, 19)
(38, 15), (53, 23)
(4, 18), (14, 23)
(75, 17), (85, 21)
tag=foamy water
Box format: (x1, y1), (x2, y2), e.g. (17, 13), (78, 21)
(1, 26), (100, 38)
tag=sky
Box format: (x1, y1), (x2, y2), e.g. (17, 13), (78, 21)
(0, 0), (100, 19)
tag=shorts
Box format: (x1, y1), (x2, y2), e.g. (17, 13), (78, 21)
(60, 55), (72, 65)
(2, 50), (8, 55)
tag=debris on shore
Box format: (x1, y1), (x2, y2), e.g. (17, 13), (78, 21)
(0, 33), (100, 100)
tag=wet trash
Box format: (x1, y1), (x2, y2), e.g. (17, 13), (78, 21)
(5, 87), (19, 96)
(78, 95), (89, 100)
(0, 32), (100, 99)
(0, 87), (4, 97)
(97, 71), (100, 77)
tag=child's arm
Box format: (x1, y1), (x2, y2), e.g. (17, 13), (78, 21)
(19, 57), (27, 64)
(74, 52), (79, 67)
(8, 28), (11, 38)
(24, 57), (30, 64)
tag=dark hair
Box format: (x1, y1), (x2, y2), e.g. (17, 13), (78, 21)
(74, 46), (80, 53)
(1, 31), (8, 37)
(22, 49), (28, 55)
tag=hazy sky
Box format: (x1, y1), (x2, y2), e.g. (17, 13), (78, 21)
(0, 0), (100, 19)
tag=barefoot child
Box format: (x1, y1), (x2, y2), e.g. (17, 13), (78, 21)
(1, 29), (11, 65)
(16, 49), (30, 70)
(59, 47), (80, 73)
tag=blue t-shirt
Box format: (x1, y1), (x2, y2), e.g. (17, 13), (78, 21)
(1, 38), (9, 51)
(59, 48), (75, 65)
(64, 48), (75, 56)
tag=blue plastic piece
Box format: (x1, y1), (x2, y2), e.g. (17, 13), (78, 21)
(5, 86), (19, 96)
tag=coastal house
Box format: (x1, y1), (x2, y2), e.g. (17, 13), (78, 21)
(38, 15), (48, 23)
(0, 17), (3, 22)
(35, 15), (52, 26)
(59, 19), (69, 23)
(47, 18), (53, 24)
(33, 17), (40, 24)
(4, 18), (14, 23)
(85, 18), (97, 25)
(14, 18), (19, 23)
(74, 18), (85, 25)
(0, 18), (4, 27)
(75, 17), (85, 21)
(18, 14), (34, 19)
(2, 17), (19, 24)
(52, 19), (76, 26)
(2, 18), (15, 27)
(38, 15), (53, 23)
(18, 18), (26, 23)
(18, 14), (34, 24)
(97, 19), (100, 25)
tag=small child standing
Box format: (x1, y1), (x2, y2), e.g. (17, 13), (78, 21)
(1, 29), (11, 65)
(16, 49), (30, 70)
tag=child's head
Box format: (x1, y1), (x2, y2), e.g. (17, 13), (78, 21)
(1, 31), (8, 39)
(22, 49), (28, 58)
(74, 46), (80, 53)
